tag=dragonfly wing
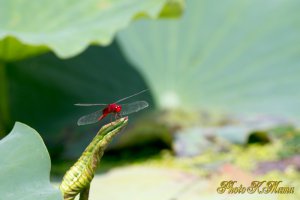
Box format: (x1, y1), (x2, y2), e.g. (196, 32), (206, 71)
(77, 109), (103, 126)
(120, 101), (149, 116)
(115, 89), (148, 103)
(75, 103), (107, 106)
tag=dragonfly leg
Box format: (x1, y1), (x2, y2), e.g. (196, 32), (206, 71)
(109, 114), (117, 125)
(115, 113), (122, 120)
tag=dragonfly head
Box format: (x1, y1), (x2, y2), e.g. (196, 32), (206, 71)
(115, 104), (122, 113)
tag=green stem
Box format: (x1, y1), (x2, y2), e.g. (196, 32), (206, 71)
(79, 185), (90, 200)
(0, 61), (10, 137)
(60, 117), (128, 200)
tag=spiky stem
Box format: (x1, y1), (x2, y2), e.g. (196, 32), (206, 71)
(79, 184), (90, 200)
(60, 117), (128, 200)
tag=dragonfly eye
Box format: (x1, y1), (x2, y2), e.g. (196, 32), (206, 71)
(115, 105), (122, 112)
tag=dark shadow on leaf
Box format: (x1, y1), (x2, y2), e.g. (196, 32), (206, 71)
(6, 40), (154, 160)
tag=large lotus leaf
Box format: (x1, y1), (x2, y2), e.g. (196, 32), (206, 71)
(2, 42), (153, 159)
(0, 0), (184, 61)
(117, 0), (300, 119)
(0, 122), (62, 200)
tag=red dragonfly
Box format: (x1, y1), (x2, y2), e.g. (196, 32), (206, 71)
(75, 89), (149, 126)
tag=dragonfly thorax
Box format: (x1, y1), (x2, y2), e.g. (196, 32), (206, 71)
(104, 103), (122, 114)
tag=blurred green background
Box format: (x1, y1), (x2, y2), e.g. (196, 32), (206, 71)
(0, 0), (300, 199)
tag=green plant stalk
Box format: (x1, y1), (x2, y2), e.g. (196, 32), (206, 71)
(60, 117), (128, 200)
(79, 185), (90, 200)
(0, 61), (10, 137)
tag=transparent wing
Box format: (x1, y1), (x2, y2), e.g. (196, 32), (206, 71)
(115, 89), (148, 103)
(75, 103), (107, 106)
(120, 101), (149, 116)
(77, 109), (103, 126)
